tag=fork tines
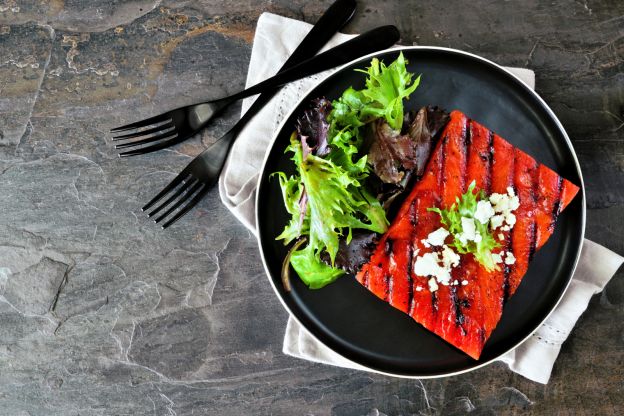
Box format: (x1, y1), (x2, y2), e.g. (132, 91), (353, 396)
(142, 172), (209, 229)
(111, 116), (178, 156)
(110, 115), (178, 157)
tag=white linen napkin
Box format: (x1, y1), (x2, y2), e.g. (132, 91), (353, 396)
(218, 12), (623, 384)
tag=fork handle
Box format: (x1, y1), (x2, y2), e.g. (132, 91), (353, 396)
(216, 25), (400, 105)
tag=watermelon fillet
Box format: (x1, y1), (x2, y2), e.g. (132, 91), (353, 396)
(355, 110), (580, 359)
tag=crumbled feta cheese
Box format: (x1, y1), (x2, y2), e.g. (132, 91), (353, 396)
(489, 193), (503, 205)
(506, 186), (515, 196)
(426, 227), (450, 246)
(494, 197), (510, 213)
(505, 252), (516, 265)
(505, 212), (516, 227)
(428, 278), (439, 292)
(474, 200), (495, 224)
(460, 217), (476, 241)
(441, 245), (460, 268)
(453, 279), (459, 286)
(415, 286), (423, 292)
(473, 232), (482, 243)
(509, 195), (520, 211)
(492, 252), (503, 264)
(501, 225), (510, 231)
(461, 280), (469, 286)
(413, 252), (441, 278)
(498, 233), (505, 241)
(421, 239), (431, 248)
(490, 214), (505, 229)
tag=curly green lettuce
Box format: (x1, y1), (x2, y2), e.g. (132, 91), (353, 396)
(276, 133), (387, 288)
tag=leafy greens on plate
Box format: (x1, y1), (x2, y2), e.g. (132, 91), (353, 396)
(274, 52), (424, 289)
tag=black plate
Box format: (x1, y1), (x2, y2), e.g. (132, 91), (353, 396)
(256, 47), (585, 377)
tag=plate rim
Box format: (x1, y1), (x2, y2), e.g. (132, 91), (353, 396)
(254, 45), (586, 378)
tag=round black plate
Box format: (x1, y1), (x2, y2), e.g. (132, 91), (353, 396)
(256, 47), (585, 377)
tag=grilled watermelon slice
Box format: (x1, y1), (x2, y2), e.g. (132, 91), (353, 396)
(356, 110), (580, 359)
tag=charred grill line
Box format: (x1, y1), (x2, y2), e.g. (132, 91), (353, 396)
(478, 328), (486, 347)
(384, 238), (394, 255)
(485, 131), (494, 193)
(528, 161), (539, 260)
(528, 221), (537, 261)
(503, 265), (512, 303)
(551, 177), (564, 230)
(385, 273), (392, 302)
(406, 244), (414, 313)
(451, 286), (466, 330)
(409, 199), (418, 226)
(461, 118), (469, 193)
(431, 289), (438, 313)
(440, 135), (448, 188)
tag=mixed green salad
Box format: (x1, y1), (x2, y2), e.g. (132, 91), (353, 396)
(274, 53), (426, 289)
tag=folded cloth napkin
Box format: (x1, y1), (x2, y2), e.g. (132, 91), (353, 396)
(218, 12), (623, 384)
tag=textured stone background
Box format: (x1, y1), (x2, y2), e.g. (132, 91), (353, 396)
(0, 1), (622, 415)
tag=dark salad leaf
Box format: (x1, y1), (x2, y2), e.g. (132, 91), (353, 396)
(297, 97), (332, 158)
(320, 230), (379, 274)
(368, 105), (449, 184)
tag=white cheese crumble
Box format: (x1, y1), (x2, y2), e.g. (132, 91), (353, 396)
(415, 286), (423, 292)
(492, 252), (503, 264)
(413, 252), (451, 286)
(421, 239), (431, 248)
(504, 252), (516, 265)
(498, 233), (505, 241)
(458, 217), (476, 244)
(474, 200), (495, 224)
(428, 278), (439, 292)
(413, 244), (462, 291)
(490, 214), (504, 230)
(441, 245), (460, 268)
(453, 279), (459, 286)
(461, 280), (469, 286)
(426, 227), (450, 246)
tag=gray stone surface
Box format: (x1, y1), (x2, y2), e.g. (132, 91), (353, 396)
(0, 0), (622, 415)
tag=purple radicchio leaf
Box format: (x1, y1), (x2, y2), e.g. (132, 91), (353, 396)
(296, 97), (332, 158)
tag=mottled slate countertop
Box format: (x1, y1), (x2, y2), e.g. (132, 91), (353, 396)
(0, 1), (622, 415)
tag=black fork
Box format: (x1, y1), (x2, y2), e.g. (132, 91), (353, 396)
(110, 0), (358, 157)
(142, 25), (401, 228)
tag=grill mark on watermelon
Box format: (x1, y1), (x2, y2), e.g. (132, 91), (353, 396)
(431, 290), (438, 313)
(384, 238), (394, 255)
(460, 117), (469, 193)
(528, 221), (537, 262)
(485, 131), (494, 193)
(408, 199), (418, 226)
(440, 134), (448, 189)
(406, 244), (414, 314)
(451, 286), (467, 335)
(551, 176), (564, 230)
(503, 265), (511, 303)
